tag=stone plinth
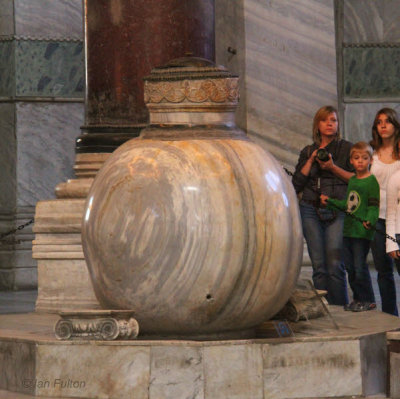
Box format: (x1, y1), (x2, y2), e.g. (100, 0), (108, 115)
(387, 331), (400, 398)
(0, 307), (399, 398)
(33, 198), (100, 312)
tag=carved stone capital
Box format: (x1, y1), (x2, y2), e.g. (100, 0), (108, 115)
(54, 310), (139, 340)
(144, 78), (239, 106)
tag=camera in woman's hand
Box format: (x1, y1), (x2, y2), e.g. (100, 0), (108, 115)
(316, 148), (330, 162)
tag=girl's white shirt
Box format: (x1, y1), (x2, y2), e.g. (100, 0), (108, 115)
(370, 154), (400, 219)
(386, 168), (400, 253)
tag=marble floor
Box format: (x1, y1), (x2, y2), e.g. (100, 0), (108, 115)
(0, 267), (399, 399)
(1, 266), (400, 315)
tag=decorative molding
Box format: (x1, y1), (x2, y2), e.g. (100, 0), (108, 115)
(54, 310), (139, 340)
(0, 35), (82, 43)
(343, 42), (400, 48)
(144, 78), (239, 105)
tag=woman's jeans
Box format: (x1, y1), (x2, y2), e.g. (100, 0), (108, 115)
(300, 203), (348, 306)
(371, 219), (398, 315)
(343, 237), (375, 303)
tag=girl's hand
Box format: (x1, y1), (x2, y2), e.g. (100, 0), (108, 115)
(316, 153), (334, 171)
(320, 194), (329, 206)
(389, 250), (400, 260)
(363, 221), (371, 230)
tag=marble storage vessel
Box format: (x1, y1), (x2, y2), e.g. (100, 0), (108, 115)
(82, 58), (303, 336)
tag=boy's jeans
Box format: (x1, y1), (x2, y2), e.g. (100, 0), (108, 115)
(300, 203), (348, 306)
(343, 237), (375, 303)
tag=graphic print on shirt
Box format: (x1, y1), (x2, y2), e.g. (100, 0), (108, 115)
(346, 190), (360, 213)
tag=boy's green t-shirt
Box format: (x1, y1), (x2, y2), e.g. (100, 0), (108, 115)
(327, 174), (380, 240)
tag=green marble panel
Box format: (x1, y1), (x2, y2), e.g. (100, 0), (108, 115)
(0, 41), (15, 97)
(343, 47), (400, 98)
(15, 40), (84, 97)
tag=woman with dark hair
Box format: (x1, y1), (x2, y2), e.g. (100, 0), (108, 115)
(293, 105), (354, 306)
(370, 107), (400, 316)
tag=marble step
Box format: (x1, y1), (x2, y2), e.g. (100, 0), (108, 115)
(0, 309), (400, 398)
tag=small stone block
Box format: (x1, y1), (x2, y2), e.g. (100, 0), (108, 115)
(387, 331), (400, 341)
(391, 352), (400, 398)
(54, 310), (139, 340)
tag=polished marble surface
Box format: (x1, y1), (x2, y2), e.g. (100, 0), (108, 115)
(150, 346), (204, 399)
(15, 41), (84, 98)
(215, 0), (246, 130)
(83, 135), (303, 335)
(344, 0), (400, 43)
(0, 0), (14, 36)
(0, 103), (16, 211)
(14, 0), (83, 39)
(16, 102), (83, 206)
(216, 0), (338, 168)
(343, 47), (400, 98)
(0, 42), (15, 97)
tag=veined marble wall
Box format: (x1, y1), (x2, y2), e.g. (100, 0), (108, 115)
(216, 0), (338, 168)
(341, 0), (400, 143)
(0, 0), (84, 290)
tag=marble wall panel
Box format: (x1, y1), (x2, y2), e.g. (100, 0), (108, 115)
(262, 341), (362, 398)
(242, 0), (338, 167)
(0, 0), (14, 36)
(16, 102), (84, 206)
(343, 47), (400, 98)
(0, 103), (16, 211)
(15, 0), (83, 39)
(36, 344), (150, 398)
(149, 346), (204, 399)
(343, 102), (400, 144)
(390, 352), (400, 398)
(15, 40), (84, 98)
(215, 0), (247, 131)
(360, 333), (387, 396)
(344, 0), (400, 43)
(0, 41), (15, 97)
(0, 341), (35, 395)
(203, 344), (263, 399)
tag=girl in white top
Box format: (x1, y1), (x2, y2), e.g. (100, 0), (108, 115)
(370, 108), (400, 316)
(386, 166), (400, 260)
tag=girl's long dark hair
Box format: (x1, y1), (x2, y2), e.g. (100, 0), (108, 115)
(370, 107), (400, 160)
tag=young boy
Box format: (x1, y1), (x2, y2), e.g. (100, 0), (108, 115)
(320, 141), (379, 312)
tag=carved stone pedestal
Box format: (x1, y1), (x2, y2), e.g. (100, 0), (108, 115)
(54, 310), (139, 341)
(32, 154), (109, 312)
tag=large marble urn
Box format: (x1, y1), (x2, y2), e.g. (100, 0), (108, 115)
(82, 57), (303, 336)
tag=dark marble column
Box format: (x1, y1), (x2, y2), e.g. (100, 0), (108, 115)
(77, 0), (215, 152)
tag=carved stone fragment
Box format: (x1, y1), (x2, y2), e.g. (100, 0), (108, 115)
(54, 310), (139, 340)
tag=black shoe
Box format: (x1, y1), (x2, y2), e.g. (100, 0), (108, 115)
(344, 301), (359, 311)
(352, 302), (377, 312)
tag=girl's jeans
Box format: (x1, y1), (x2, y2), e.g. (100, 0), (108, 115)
(371, 219), (398, 316)
(300, 203), (348, 306)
